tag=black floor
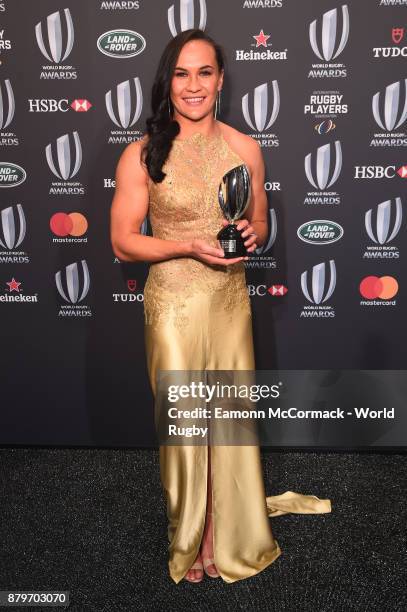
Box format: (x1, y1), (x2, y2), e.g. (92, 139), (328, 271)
(0, 448), (405, 611)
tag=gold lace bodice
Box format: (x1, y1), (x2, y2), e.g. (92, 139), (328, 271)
(143, 131), (252, 329)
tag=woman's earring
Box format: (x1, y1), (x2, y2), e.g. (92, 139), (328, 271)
(214, 90), (221, 119)
(168, 96), (171, 118)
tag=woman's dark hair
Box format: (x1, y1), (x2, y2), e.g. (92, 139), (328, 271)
(141, 28), (225, 183)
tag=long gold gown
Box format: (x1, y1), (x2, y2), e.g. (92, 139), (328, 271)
(143, 131), (332, 584)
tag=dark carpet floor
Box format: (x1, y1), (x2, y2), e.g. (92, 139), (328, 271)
(0, 448), (405, 611)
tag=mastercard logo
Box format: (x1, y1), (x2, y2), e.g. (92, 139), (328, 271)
(50, 212), (88, 237)
(359, 276), (398, 299)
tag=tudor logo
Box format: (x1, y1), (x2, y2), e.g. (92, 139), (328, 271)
(97, 29), (146, 58)
(392, 28), (404, 45)
(168, 0), (207, 37)
(46, 131), (82, 180)
(35, 8), (74, 63)
(55, 260), (90, 304)
(305, 141), (342, 190)
(106, 77), (143, 128)
(297, 220), (344, 245)
(242, 82), (280, 132)
(365, 197), (402, 244)
(309, 4), (350, 61)
(301, 260), (336, 304)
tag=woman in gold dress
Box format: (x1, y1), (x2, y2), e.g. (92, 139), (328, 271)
(110, 28), (331, 584)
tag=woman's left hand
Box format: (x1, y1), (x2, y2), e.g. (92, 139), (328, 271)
(221, 218), (258, 253)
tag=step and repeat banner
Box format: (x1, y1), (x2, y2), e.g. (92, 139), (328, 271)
(1, 0), (406, 447)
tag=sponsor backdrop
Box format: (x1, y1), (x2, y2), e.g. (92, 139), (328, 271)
(1, 0), (406, 447)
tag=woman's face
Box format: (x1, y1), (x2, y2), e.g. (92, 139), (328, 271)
(170, 39), (223, 121)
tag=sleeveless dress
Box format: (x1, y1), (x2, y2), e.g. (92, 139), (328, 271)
(143, 130), (332, 584)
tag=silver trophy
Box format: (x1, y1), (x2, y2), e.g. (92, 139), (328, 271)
(217, 164), (251, 258)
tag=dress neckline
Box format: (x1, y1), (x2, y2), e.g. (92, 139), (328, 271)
(173, 131), (224, 144)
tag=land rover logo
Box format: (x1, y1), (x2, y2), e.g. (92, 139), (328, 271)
(97, 30), (146, 58)
(0, 162), (27, 188)
(297, 220), (343, 244)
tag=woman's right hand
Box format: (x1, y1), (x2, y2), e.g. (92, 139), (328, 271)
(190, 238), (248, 266)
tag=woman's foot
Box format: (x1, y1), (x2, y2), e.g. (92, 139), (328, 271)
(200, 512), (219, 578)
(184, 551), (204, 583)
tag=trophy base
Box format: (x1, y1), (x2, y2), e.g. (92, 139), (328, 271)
(217, 224), (247, 258)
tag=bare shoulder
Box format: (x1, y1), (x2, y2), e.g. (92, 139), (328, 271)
(218, 121), (262, 170)
(116, 134), (150, 183)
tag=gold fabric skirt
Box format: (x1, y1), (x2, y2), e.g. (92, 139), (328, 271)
(144, 285), (332, 584)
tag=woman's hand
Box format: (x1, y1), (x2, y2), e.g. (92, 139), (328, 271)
(220, 218), (258, 253)
(190, 238), (248, 266)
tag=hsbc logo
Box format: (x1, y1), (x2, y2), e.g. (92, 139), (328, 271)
(354, 165), (407, 179)
(247, 284), (287, 297)
(168, 0), (207, 37)
(29, 99), (92, 113)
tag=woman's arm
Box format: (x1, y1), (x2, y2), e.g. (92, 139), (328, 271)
(110, 140), (192, 263)
(110, 139), (247, 265)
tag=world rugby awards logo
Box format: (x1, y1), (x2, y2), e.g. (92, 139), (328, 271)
(371, 79), (407, 147)
(247, 208), (277, 269)
(106, 77), (143, 142)
(0, 79), (15, 130)
(168, 0), (207, 37)
(35, 9), (77, 79)
(242, 82), (280, 147)
(308, 4), (349, 78)
(55, 260), (92, 317)
(304, 141), (342, 205)
(0, 204), (30, 264)
(363, 197), (402, 259)
(300, 260), (336, 317)
(46, 131), (85, 195)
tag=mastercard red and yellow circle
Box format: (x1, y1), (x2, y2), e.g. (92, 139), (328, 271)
(50, 212), (88, 237)
(359, 276), (398, 299)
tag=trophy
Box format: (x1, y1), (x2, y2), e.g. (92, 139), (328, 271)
(217, 164), (251, 258)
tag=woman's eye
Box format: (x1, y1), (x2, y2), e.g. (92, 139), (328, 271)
(174, 71), (212, 77)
